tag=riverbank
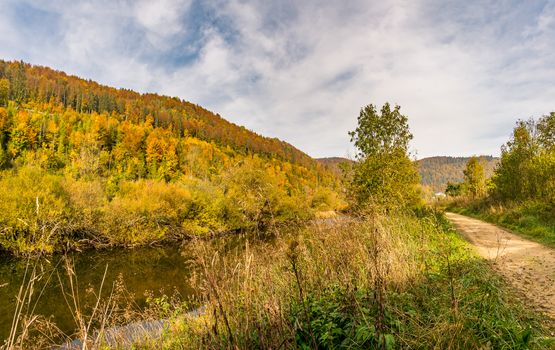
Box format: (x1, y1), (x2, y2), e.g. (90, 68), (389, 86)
(4, 211), (554, 349)
(0, 243), (200, 344)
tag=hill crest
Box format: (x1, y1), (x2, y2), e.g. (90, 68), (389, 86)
(0, 60), (315, 168)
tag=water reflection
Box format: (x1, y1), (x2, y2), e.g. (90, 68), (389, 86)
(0, 227), (285, 343)
(0, 244), (194, 342)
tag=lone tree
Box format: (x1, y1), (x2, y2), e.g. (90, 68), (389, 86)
(348, 103), (420, 209)
(463, 156), (486, 198)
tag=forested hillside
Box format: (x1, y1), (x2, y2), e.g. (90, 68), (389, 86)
(316, 157), (353, 175)
(0, 60), (315, 166)
(0, 60), (342, 255)
(318, 156), (499, 194)
(418, 156), (498, 192)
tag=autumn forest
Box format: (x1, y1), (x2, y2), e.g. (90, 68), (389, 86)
(0, 60), (342, 255)
(1, 58), (554, 350)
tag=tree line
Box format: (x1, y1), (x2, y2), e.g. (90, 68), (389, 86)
(446, 113), (555, 205)
(418, 156), (497, 193)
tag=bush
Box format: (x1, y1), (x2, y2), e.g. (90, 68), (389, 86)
(222, 158), (315, 230)
(101, 179), (229, 244)
(0, 166), (72, 254)
(0, 160), (325, 255)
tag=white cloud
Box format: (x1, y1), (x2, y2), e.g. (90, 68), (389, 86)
(134, 0), (191, 49)
(0, 0), (553, 159)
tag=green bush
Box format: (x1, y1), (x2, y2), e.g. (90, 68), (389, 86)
(291, 286), (396, 349)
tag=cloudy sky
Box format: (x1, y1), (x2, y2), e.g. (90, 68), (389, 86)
(0, 0), (553, 159)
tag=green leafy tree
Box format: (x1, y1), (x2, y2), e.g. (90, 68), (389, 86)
(489, 114), (555, 203)
(349, 103), (413, 158)
(527, 114), (555, 203)
(537, 112), (555, 151)
(463, 156), (486, 198)
(348, 103), (420, 208)
(492, 120), (539, 201)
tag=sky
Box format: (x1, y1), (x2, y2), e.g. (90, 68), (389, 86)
(0, 0), (554, 159)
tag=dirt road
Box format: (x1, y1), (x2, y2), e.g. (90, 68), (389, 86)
(446, 212), (555, 320)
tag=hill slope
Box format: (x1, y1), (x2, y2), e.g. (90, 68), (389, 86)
(417, 156), (498, 192)
(0, 60), (315, 167)
(0, 60), (342, 255)
(316, 157), (353, 175)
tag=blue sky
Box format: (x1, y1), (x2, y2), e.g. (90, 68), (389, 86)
(0, 0), (554, 159)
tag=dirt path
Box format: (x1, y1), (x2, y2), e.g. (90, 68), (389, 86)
(446, 212), (555, 320)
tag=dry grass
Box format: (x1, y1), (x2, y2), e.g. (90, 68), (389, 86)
(1, 256), (165, 350)
(158, 210), (552, 349)
(3, 211), (553, 349)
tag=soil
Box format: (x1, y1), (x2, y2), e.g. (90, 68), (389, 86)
(446, 212), (555, 321)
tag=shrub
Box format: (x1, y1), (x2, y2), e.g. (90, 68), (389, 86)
(0, 166), (71, 254)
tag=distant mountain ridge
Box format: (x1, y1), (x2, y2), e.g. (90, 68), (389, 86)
(318, 156), (499, 193)
(317, 157), (353, 175)
(417, 156), (498, 192)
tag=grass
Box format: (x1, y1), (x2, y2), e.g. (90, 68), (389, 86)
(154, 210), (554, 349)
(447, 198), (555, 249)
(5, 210), (554, 349)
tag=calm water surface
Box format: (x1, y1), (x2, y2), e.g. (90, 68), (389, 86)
(0, 243), (202, 342)
(0, 226), (287, 344)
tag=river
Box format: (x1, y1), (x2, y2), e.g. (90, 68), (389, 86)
(0, 241), (218, 343)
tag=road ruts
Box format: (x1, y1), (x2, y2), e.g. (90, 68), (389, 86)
(446, 212), (555, 321)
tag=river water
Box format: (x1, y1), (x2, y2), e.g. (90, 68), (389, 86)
(0, 222), (295, 345)
(0, 243), (205, 343)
